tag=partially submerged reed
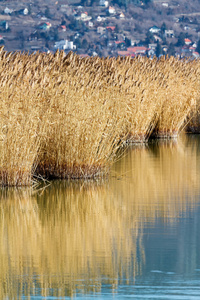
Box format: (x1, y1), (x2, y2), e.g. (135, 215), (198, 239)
(0, 48), (199, 185)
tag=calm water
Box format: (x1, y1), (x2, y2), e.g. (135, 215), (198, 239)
(1, 134), (200, 299)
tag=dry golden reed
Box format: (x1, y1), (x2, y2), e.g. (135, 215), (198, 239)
(184, 59), (200, 133)
(0, 48), (199, 185)
(152, 57), (199, 138)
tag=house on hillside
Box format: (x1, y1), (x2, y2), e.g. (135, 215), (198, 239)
(149, 26), (160, 34)
(181, 45), (192, 57)
(97, 26), (106, 34)
(148, 43), (157, 57)
(127, 46), (147, 55)
(88, 21), (93, 28)
(189, 46), (196, 52)
(192, 52), (199, 58)
(117, 51), (135, 57)
(184, 38), (192, 45)
(54, 39), (76, 50)
(108, 6), (116, 14)
(81, 12), (92, 21)
(162, 2), (169, 7)
(115, 40), (125, 49)
(18, 8), (29, 15)
(99, 0), (109, 7)
(165, 30), (174, 38)
(96, 15), (106, 22)
(58, 25), (66, 32)
(106, 26), (115, 32)
(39, 22), (51, 30)
(4, 7), (13, 15)
(148, 43), (157, 50)
(119, 12), (125, 19)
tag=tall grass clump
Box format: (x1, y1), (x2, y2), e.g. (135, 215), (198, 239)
(0, 50), (48, 186)
(0, 50), (126, 184)
(151, 56), (198, 138)
(117, 56), (161, 143)
(35, 52), (127, 179)
(184, 59), (200, 133)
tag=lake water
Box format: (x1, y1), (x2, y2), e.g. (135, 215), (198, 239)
(1, 134), (200, 299)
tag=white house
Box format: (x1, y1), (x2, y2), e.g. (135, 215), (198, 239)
(76, 12), (92, 21)
(165, 29), (174, 38)
(54, 40), (76, 50)
(4, 7), (13, 14)
(81, 12), (92, 21)
(184, 38), (192, 45)
(119, 12), (125, 19)
(88, 21), (93, 27)
(97, 26), (106, 34)
(108, 6), (116, 14)
(148, 43), (157, 50)
(96, 16), (106, 22)
(23, 8), (29, 15)
(149, 26), (161, 34)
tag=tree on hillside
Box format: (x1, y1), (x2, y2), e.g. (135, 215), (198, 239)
(74, 38), (81, 49)
(82, 38), (88, 49)
(145, 30), (154, 44)
(143, 0), (152, 7)
(167, 43), (175, 56)
(155, 41), (162, 57)
(45, 7), (52, 19)
(125, 37), (131, 47)
(161, 22), (167, 34)
(176, 32), (185, 47)
(196, 40), (200, 54)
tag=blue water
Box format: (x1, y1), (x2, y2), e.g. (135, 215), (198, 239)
(1, 135), (200, 299)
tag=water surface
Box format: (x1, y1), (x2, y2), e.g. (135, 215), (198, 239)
(1, 134), (200, 299)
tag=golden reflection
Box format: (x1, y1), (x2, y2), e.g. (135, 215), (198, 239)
(111, 134), (200, 221)
(0, 134), (200, 299)
(0, 183), (144, 299)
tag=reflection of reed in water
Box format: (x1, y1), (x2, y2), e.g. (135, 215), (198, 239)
(111, 134), (200, 221)
(0, 183), (144, 299)
(1, 135), (200, 299)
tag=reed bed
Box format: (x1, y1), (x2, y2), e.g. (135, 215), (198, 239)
(0, 48), (199, 185)
(183, 59), (200, 133)
(150, 57), (198, 138)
